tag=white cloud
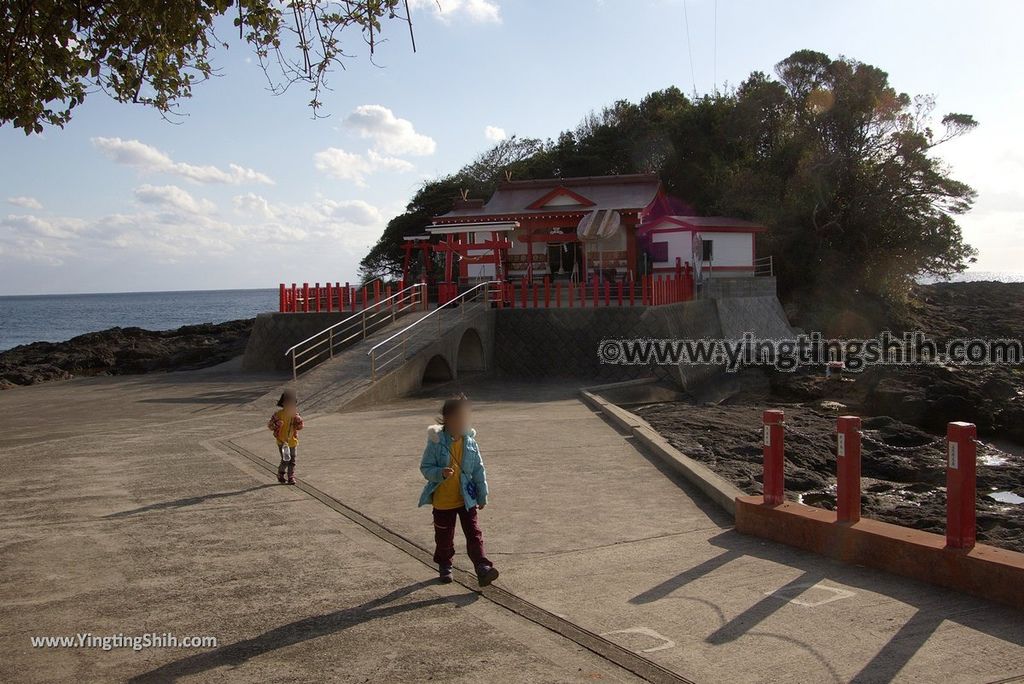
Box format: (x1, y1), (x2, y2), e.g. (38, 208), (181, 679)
(313, 147), (414, 185)
(134, 184), (215, 215)
(321, 199), (383, 226)
(0, 214), (88, 264)
(410, 0), (501, 23)
(484, 125), (507, 142)
(233, 193), (277, 220)
(91, 137), (274, 186)
(344, 105), (436, 156)
(0, 191), (388, 267)
(7, 196), (43, 210)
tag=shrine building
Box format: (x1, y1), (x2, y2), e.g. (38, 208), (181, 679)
(425, 173), (766, 285)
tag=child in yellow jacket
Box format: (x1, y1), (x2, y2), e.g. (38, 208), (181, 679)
(268, 389), (303, 484)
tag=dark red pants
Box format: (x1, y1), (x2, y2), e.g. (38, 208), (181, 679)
(432, 506), (491, 569)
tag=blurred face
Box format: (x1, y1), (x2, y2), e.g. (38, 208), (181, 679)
(281, 398), (297, 416)
(445, 403), (470, 436)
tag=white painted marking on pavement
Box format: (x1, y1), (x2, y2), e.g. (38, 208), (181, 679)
(600, 626), (677, 653)
(765, 582), (855, 607)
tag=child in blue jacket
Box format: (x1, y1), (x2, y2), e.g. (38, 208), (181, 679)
(419, 395), (498, 587)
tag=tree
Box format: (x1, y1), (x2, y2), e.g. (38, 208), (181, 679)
(747, 51), (977, 299)
(361, 50), (978, 307)
(2, 1), (415, 134)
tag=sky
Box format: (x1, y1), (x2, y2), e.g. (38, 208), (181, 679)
(1, 0), (1022, 295)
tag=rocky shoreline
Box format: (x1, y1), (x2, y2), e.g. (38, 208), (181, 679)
(635, 280), (1024, 553)
(0, 319), (254, 388)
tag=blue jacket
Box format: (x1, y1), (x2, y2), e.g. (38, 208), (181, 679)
(418, 425), (489, 509)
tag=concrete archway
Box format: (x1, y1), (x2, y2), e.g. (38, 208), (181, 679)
(422, 354), (454, 385)
(456, 328), (485, 374)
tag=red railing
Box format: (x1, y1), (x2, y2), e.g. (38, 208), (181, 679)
(492, 267), (694, 310)
(279, 264), (696, 312)
(760, 410), (982, 549)
(279, 278), (416, 313)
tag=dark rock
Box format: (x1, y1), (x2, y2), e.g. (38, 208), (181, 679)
(0, 320), (253, 388)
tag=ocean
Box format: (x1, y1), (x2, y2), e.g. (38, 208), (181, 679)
(0, 289), (277, 351)
(916, 271), (1024, 284)
(0, 272), (1021, 352)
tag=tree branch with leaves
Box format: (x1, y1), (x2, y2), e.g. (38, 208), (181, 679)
(1, 0), (416, 134)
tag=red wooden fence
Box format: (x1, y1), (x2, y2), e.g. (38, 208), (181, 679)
(279, 264), (696, 312)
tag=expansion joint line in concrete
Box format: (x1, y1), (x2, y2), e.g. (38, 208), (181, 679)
(216, 438), (695, 684)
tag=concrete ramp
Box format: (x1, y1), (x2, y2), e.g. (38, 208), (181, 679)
(255, 307), (494, 413)
(714, 295), (795, 340)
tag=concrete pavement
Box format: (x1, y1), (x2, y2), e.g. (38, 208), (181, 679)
(230, 379), (1024, 684)
(2, 368), (1023, 683)
(0, 369), (642, 683)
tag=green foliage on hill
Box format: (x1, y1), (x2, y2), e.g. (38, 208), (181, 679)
(361, 50), (977, 304)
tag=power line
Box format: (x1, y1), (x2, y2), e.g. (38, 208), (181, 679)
(713, 0), (718, 94)
(683, 0), (697, 98)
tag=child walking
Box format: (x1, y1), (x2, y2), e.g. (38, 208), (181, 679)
(268, 389), (303, 484)
(418, 395), (499, 587)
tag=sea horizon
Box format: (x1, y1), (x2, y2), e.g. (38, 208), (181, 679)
(1, 271), (1022, 352)
(1, 269), (1022, 300)
(0, 288), (279, 351)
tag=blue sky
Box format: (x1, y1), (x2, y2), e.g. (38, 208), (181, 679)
(1, 0), (1021, 295)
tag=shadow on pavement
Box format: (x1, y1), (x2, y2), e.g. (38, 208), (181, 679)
(104, 485), (277, 518)
(629, 529), (1024, 682)
(136, 388), (273, 406)
(128, 580), (478, 683)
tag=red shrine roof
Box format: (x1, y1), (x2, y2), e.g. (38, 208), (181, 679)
(434, 174), (662, 223)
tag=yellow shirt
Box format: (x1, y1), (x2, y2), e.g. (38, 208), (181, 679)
(272, 410), (300, 448)
(432, 436), (465, 510)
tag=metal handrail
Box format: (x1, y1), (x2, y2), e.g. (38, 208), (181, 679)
(285, 282), (426, 379)
(754, 255), (774, 277)
(367, 281), (499, 381)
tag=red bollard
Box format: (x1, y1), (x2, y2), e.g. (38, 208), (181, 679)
(325, 282), (333, 312)
(629, 277), (635, 306)
(302, 283), (310, 312)
(946, 422), (978, 549)
(836, 416), (862, 522)
(762, 409), (785, 505)
(290, 283), (297, 313)
(279, 284), (286, 312)
(344, 282), (351, 311)
(373, 280), (381, 304)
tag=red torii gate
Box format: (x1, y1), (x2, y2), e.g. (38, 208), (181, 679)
(429, 227), (513, 304)
(400, 234), (432, 285)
